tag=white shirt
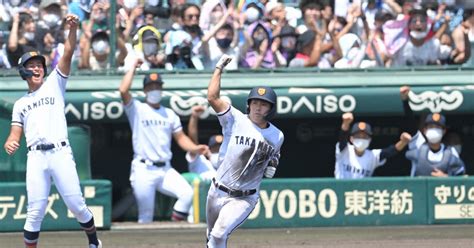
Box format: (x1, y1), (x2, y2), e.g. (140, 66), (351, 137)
(202, 38), (239, 70)
(12, 67), (69, 147)
(392, 38), (440, 66)
(124, 99), (182, 162)
(335, 143), (386, 179)
(186, 152), (216, 180)
(215, 105), (284, 190)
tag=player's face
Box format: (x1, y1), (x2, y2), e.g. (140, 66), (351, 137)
(249, 99), (272, 123)
(25, 59), (45, 86)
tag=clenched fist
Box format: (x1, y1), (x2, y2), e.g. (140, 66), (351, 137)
(400, 86), (410, 101)
(400, 132), (412, 143)
(216, 54), (233, 70)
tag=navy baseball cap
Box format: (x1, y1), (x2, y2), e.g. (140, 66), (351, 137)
(424, 113), (446, 128)
(208, 135), (223, 148)
(351, 122), (373, 136)
(143, 73), (164, 88)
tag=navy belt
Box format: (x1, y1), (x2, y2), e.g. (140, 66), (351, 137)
(140, 159), (166, 167)
(212, 178), (256, 197)
(28, 141), (67, 151)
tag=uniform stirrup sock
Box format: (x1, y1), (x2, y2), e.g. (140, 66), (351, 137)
(79, 217), (99, 246)
(171, 210), (188, 221)
(24, 230), (39, 248)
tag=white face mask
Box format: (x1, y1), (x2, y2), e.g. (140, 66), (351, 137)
(92, 40), (109, 55)
(425, 128), (443, 144)
(453, 145), (462, 155)
(24, 32), (35, 41)
(146, 90), (162, 104)
(439, 45), (452, 60)
(209, 153), (219, 168)
(245, 7), (260, 23)
(123, 0), (138, 9)
(410, 30), (429, 40)
(352, 138), (371, 152)
(43, 13), (61, 28)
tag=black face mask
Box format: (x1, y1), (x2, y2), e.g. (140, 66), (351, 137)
(216, 38), (232, 49)
(183, 24), (201, 35)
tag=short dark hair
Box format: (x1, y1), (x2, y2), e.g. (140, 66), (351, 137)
(180, 3), (200, 19)
(217, 23), (234, 35)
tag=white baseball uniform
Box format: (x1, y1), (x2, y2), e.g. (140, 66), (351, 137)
(124, 99), (193, 223)
(11, 66), (93, 232)
(206, 105), (284, 248)
(335, 143), (386, 179)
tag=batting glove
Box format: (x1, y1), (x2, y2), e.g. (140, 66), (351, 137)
(215, 54), (233, 70)
(264, 166), (276, 178)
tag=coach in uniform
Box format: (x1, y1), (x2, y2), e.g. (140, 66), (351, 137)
(206, 54), (284, 248)
(335, 112), (412, 179)
(400, 86), (465, 176)
(119, 59), (209, 223)
(3, 14), (102, 248)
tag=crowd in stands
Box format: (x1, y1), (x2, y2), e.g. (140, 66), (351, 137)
(0, 0), (473, 71)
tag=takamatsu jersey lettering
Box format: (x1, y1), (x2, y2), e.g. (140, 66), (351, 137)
(11, 67), (68, 147)
(215, 105), (284, 190)
(124, 99), (182, 162)
(335, 143), (386, 179)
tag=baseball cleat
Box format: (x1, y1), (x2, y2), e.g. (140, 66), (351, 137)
(89, 240), (102, 248)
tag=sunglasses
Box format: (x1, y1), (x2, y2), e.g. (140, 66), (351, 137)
(185, 14), (200, 20)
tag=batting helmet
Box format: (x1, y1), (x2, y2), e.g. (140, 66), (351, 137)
(18, 51), (47, 80)
(247, 86), (277, 120)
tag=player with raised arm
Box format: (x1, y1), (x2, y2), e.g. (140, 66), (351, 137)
(206, 55), (284, 248)
(119, 58), (209, 223)
(3, 14), (102, 248)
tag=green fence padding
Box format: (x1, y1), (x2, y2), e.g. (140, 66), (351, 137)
(0, 180), (112, 232)
(198, 177), (474, 228)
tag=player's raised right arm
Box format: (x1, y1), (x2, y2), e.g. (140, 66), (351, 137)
(4, 126), (22, 155)
(208, 55), (232, 113)
(119, 59), (142, 105)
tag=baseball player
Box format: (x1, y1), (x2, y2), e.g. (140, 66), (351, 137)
(185, 105), (223, 181)
(3, 15), (102, 248)
(206, 55), (284, 248)
(400, 86), (465, 177)
(335, 112), (412, 179)
(118, 59), (209, 223)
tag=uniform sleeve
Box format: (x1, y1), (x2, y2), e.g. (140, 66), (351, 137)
(371, 149), (387, 167)
(448, 147), (466, 176)
(51, 66), (69, 94)
(171, 110), (183, 134)
(217, 105), (241, 137)
(11, 101), (24, 127)
(123, 99), (139, 128)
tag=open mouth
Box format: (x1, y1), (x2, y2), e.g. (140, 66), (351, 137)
(32, 73), (40, 78)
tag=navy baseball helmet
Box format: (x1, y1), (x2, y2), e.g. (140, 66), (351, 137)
(246, 86), (277, 120)
(18, 51), (47, 80)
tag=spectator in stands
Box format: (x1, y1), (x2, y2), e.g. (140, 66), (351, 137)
(447, 8), (472, 64)
(119, 0), (146, 39)
(37, 0), (64, 40)
(297, 0), (322, 34)
(201, 9), (240, 70)
(390, 6), (442, 66)
(240, 20), (275, 69)
(130, 25), (166, 70)
(334, 33), (376, 68)
(0, 31), (11, 69)
(199, 0), (228, 34)
(335, 112), (411, 179)
(271, 24), (298, 67)
(466, 9), (474, 42)
(7, 12), (37, 67)
(79, 30), (127, 70)
(365, 9), (392, 66)
(400, 86), (466, 177)
(288, 29), (322, 67)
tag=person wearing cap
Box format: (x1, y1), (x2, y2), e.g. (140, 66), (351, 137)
(185, 105), (220, 181)
(288, 29), (323, 67)
(391, 6), (442, 66)
(335, 112), (412, 179)
(400, 86), (466, 177)
(118, 58), (209, 223)
(206, 54), (284, 247)
(128, 25), (166, 70)
(271, 24), (298, 67)
(4, 14), (103, 248)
